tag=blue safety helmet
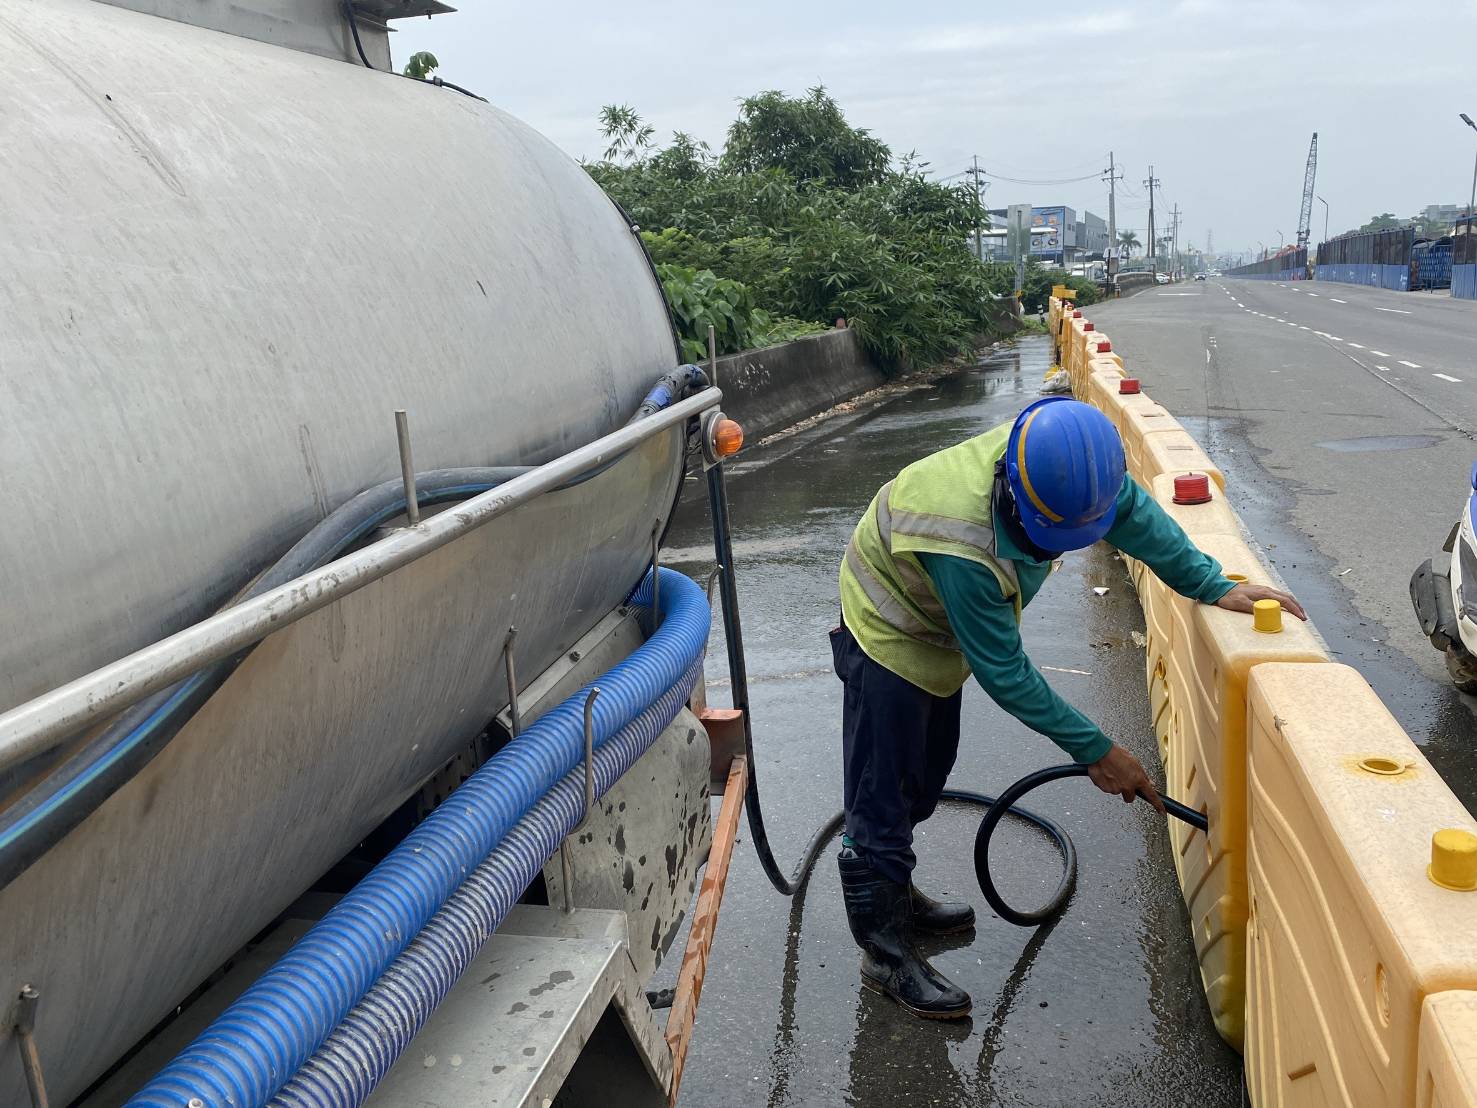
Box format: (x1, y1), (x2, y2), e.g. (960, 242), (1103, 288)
(1004, 397), (1126, 553)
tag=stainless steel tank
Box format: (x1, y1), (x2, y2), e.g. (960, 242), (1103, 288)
(0, 1), (682, 1100)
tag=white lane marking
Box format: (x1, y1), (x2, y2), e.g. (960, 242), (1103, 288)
(1399, 360), (1422, 368)
(1374, 306), (1412, 314)
(1370, 350), (1390, 357)
(1307, 292), (1320, 297)
(1377, 365), (1391, 372)
(1299, 325), (1310, 329)
(1206, 350), (1211, 363)
(1434, 373), (1463, 383)
(1329, 297), (1347, 303)
(1327, 335), (1343, 341)
(1346, 342), (1364, 348)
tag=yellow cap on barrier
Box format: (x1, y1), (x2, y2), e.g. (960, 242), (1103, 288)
(1253, 598), (1283, 634)
(1429, 828), (1477, 891)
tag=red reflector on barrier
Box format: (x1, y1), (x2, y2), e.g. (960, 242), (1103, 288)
(1072, 310), (1082, 318)
(1083, 322), (1095, 331)
(1173, 473), (1213, 505)
(1119, 378), (1141, 394)
(1096, 341), (1112, 353)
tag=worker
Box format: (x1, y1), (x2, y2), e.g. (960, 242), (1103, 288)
(831, 396), (1305, 1020)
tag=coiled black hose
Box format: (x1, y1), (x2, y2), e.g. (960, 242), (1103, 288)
(973, 764), (1208, 926)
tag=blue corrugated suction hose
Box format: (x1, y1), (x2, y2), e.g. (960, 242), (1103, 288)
(128, 568), (709, 1108)
(270, 655), (702, 1106)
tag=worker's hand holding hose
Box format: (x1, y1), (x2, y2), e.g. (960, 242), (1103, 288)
(1087, 744), (1166, 815)
(1215, 582), (1307, 621)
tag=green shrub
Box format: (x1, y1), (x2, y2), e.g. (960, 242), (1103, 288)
(589, 90), (1013, 372)
(1020, 263), (1101, 314)
(654, 264), (763, 362)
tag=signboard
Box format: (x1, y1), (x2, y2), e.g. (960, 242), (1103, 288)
(1029, 206), (1076, 255)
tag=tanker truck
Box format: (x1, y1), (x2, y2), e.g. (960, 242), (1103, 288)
(0, 2), (751, 1103)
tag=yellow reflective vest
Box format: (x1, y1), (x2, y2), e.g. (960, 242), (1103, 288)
(839, 424), (1021, 696)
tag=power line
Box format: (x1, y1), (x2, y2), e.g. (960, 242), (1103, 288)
(983, 170), (1103, 185)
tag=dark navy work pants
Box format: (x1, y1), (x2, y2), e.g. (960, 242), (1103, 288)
(830, 620), (962, 886)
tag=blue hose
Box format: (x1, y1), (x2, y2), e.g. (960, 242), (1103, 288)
(129, 568), (709, 1108)
(270, 656), (702, 1106)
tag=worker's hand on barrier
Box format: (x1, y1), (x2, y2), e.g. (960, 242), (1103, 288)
(1214, 582), (1308, 621)
(1087, 744), (1166, 814)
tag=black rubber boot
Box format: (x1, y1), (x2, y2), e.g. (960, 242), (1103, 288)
(910, 884), (976, 935)
(837, 848), (971, 1020)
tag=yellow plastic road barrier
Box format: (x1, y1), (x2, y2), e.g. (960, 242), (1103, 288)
(1118, 401), (1181, 482)
(1245, 664), (1477, 1105)
(1149, 473), (1241, 538)
(1140, 429), (1226, 491)
(1087, 371), (1130, 419)
(1419, 992), (1477, 1107)
(1160, 533), (1328, 1050)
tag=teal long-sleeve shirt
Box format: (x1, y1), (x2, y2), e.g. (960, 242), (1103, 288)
(917, 475), (1235, 765)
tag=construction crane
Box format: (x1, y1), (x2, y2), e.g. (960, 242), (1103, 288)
(1296, 132), (1318, 249)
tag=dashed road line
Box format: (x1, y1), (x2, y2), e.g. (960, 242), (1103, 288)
(1377, 365), (1391, 372)
(1346, 342), (1364, 348)
(1374, 306), (1412, 314)
(1370, 350), (1390, 357)
(1329, 297), (1347, 303)
(1399, 360), (1422, 368)
(1434, 373), (1463, 383)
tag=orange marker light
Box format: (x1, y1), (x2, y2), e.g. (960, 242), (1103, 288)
(713, 418), (744, 457)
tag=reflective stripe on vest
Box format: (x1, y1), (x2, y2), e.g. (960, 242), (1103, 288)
(842, 540), (959, 651)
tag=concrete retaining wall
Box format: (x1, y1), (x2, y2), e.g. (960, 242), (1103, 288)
(717, 301), (1020, 441)
(713, 328), (885, 441)
(1111, 273), (1158, 298)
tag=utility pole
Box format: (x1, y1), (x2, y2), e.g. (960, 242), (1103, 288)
(1103, 151), (1122, 294)
(1170, 203), (1182, 279)
(1144, 165), (1160, 280)
(968, 155), (985, 261)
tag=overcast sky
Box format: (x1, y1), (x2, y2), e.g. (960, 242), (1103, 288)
(396, 0), (1477, 258)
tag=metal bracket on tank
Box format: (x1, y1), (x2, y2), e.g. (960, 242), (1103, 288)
(651, 523), (662, 626)
(503, 626), (522, 737)
(393, 409), (420, 527)
(14, 985), (48, 1108)
(559, 688), (600, 913)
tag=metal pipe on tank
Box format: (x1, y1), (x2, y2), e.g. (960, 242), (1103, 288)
(0, 388), (719, 772)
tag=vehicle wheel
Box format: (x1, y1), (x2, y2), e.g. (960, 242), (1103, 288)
(1445, 647), (1477, 694)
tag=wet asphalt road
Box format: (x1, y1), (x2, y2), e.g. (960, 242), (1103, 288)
(1093, 281), (1477, 807)
(658, 336), (1242, 1108)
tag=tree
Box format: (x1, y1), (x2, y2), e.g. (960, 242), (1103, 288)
(1360, 212), (1402, 232)
(721, 87), (890, 189)
(598, 104), (655, 163)
(587, 95), (1014, 368)
(1116, 229), (1140, 256)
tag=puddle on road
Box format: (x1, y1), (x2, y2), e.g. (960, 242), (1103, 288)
(1314, 434), (1441, 453)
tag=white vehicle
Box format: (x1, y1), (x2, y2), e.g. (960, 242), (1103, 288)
(1411, 465), (1477, 691)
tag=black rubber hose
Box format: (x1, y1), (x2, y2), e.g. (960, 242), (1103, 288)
(341, 0), (487, 101)
(0, 370), (711, 891)
(973, 763), (1207, 927)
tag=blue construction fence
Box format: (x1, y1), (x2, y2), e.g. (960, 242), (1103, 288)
(1412, 239), (1453, 290)
(1226, 247), (1308, 280)
(1454, 224), (1476, 301)
(1314, 227), (1412, 291)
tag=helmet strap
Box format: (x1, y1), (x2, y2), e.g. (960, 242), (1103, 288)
(994, 461), (1054, 563)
